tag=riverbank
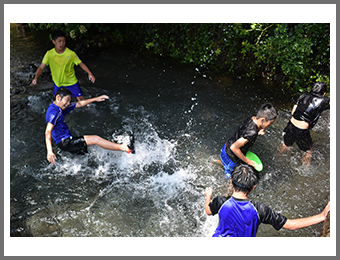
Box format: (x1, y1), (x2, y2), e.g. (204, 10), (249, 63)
(26, 23), (330, 94)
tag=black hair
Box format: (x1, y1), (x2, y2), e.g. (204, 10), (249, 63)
(311, 82), (327, 96)
(231, 164), (259, 193)
(55, 87), (72, 99)
(51, 30), (66, 41)
(256, 103), (278, 121)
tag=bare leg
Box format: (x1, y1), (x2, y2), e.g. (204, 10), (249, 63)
(302, 149), (312, 166)
(279, 142), (290, 155)
(84, 135), (130, 152)
(213, 159), (224, 166)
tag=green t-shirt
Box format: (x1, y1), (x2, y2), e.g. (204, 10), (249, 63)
(42, 47), (82, 87)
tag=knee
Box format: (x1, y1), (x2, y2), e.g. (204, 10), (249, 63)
(84, 135), (101, 145)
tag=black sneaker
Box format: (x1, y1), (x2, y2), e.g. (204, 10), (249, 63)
(127, 132), (135, 154)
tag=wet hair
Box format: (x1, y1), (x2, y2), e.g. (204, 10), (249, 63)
(55, 87), (72, 99)
(311, 82), (327, 96)
(256, 103), (278, 121)
(231, 164), (259, 193)
(51, 30), (66, 41)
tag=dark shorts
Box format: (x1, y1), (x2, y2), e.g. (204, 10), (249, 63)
(57, 136), (88, 155)
(283, 121), (312, 152)
(53, 82), (84, 98)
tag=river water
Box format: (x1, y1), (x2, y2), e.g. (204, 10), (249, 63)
(9, 23), (331, 244)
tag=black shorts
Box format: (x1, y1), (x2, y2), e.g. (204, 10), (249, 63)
(283, 121), (312, 152)
(57, 136), (88, 155)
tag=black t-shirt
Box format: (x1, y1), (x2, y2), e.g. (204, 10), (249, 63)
(226, 117), (259, 162)
(209, 196), (288, 232)
(293, 93), (330, 128)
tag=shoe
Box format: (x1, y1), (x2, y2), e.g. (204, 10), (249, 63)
(127, 132), (135, 154)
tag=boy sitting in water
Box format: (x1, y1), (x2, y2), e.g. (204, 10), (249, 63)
(45, 88), (134, 165)
(32, 30), (95, 101)
(279, 82), (330, 166)
(204, 164), (330, 237)
(217, 103), (277, 178)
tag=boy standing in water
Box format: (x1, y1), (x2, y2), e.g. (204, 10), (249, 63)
(279, 82), (330, 166)
(217, 103), (278, 178)
(45, 88), (134, 165)
(204, 164), (330, 237)
(32, 30), (95, 101)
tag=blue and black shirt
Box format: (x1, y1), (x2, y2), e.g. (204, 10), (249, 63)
(46, 102), (77, 144)
(209, 196), (287, 237)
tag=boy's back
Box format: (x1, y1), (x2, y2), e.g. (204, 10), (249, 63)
(293, 92), (330, 128)
(210, 196), (260, 237)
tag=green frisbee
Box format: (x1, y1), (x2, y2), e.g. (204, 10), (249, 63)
(246, 151), (263, 172)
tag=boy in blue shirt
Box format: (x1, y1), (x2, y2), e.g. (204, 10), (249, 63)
(204, 164), (330, 237)
(45, 88), (134, 165)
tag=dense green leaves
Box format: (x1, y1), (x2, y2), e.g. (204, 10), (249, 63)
(27, 23), (330, 93)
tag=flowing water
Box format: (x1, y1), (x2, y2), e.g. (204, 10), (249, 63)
(9, 24), (331, 240)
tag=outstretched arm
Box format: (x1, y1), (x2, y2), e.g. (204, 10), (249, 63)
(45, 122), (57, 165)
(75, 95), (109, 108)
(283, 201), (330, 231)
(32, 62), (47, 85)
(79, 62), (95, 83)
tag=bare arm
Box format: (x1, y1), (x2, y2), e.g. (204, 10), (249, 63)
(204, 187), (213, 215)
(291, 104), (297, 115)
(283, 202), (330, 231)
(75, 95), (109, 108)
(230, 138), (255, 167)
(32, 63), (47, 85)
(79, 62), (95, 83)
(45, 122), (56, 165)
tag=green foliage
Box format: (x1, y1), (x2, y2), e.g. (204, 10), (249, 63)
(250, 23), (330, 93)
(28, 23), (92, 40)
(27, 23), (330, 93)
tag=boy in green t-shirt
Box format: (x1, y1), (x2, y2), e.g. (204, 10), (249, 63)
(32, 30), (95, 101)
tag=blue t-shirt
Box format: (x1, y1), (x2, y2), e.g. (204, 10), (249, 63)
(209, 196), (287, 237)
(46, 102), (77, 144)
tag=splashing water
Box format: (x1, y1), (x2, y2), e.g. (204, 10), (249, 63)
(10, 26), (330, 240)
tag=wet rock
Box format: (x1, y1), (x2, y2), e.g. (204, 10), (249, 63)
(10, 63), (51, 97)
(22, 63), (38, 73)
(26, 209), (63, 237)
(74, 40), (89, 54)
(10, 95), (29, 117)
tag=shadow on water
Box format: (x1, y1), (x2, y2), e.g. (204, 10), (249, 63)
(10, 24), (330, 237)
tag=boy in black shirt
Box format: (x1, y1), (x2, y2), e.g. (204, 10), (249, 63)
(280, 82), (330, 165)
(204, 164), (330, 237)
(217, 103), (278, 178)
